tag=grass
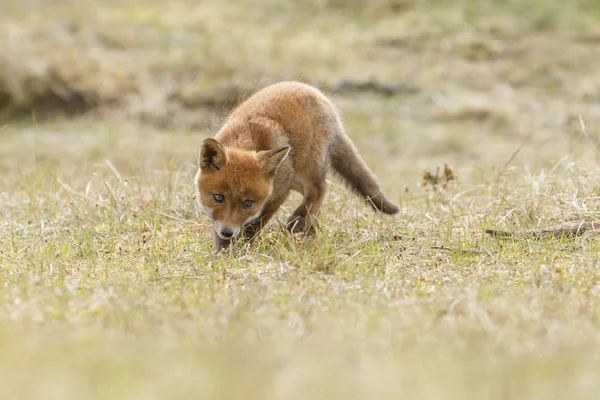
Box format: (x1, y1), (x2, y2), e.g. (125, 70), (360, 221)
(2, 0), (600, 398)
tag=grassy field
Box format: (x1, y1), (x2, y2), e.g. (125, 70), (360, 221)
(2, 0), (600, 398)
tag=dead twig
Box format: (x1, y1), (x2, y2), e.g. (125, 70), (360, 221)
(486, 220), (600, 240)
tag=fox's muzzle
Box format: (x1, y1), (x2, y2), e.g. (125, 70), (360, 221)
(214, 222), (241, 240)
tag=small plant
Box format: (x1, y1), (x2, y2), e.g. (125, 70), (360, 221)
(422, 164), (455, 190)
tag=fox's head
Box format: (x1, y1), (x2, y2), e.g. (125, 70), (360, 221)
(195, 138), (290, 241)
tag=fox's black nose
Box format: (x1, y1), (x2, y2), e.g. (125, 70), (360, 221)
(220, 227), (234, 238)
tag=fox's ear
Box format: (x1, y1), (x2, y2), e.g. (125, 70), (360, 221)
(199, 139), (227, 171)
(258, 146), (290, 178)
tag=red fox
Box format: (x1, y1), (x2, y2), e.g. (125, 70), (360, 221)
(195, 81), (399, 252)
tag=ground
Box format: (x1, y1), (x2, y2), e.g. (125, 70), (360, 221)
(1, 0), (600, 398)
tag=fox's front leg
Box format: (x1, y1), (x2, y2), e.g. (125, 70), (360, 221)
(214, 234), (232, 253)
(242, 198), (286, 242)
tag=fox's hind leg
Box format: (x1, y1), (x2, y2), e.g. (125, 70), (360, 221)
(286, 176), (326, 234)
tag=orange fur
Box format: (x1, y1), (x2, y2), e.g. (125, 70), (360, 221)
(195, 81), (399, 252)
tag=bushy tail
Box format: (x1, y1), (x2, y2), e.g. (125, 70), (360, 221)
(329, 133), (399, 215)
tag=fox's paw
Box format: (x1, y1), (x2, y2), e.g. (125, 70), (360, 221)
(286, 215), (317, 234)
(286, 215), (307, 233)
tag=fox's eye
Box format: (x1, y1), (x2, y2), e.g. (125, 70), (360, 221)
(241, 200), (253, 209)
(213, 194), (225, 204)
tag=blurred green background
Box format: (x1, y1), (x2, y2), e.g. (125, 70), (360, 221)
(2, 0), (599, 126)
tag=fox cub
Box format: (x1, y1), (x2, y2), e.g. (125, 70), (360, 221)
(195, 81), (399, 252)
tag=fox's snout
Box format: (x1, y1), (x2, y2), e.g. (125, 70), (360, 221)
(213, 222), (241, 240)
(219, 226), (234, 239)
